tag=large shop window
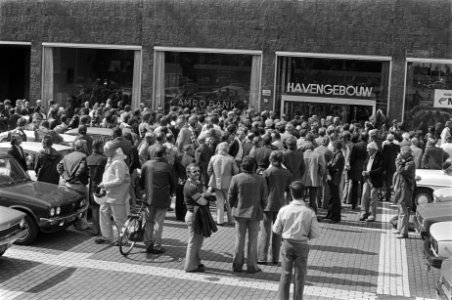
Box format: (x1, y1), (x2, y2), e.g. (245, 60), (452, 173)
(42, 45), (142, 110)
(154, 49), (261, 112)
(275, 55), (390, 123)
(404, 60), (452, 130)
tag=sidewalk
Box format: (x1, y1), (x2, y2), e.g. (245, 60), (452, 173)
(0, 202), (439, 300)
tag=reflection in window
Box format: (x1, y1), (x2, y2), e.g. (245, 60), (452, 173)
(404, 62), (452, 131)
(157, 51), (260, 112)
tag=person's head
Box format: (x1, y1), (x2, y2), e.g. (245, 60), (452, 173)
(241, 156), (256, 173)
(73, 140), (86, 153)
(112, 127), (122, 139)
(10, 134), (22, 146)
(366, 142), (379, 156)
(217, 142), (229, 155)
(332, 140), (343, 152)
(42, 135), (53, 149)
(92, 139), (104, 154)
(40, 120), (50, 129)
(103, 141), (118, 158)
(154, 145), (167, 159)
(183, 144), (194, 157)
(155, 131), (166, 143)
(286, 136), (297, 150)
(427, 138), (437, 147)
(17, 117), (27, 128)
(302, 142), (314, 151)
(186, 163), (201, 181)
(269, 150), (283, 166)
(386, 133), (395, 142)
(321, 136), (330, 146)
(78, 125), (87, 135)
(289, 181), (305, 200)
(145, 132), (155, 144)
(400, 145), (412, 159)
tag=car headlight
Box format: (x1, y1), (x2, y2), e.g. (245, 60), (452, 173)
(56, 206), (61, 215)
(19, 218), (26, 229)
(50, 208), (55, 217)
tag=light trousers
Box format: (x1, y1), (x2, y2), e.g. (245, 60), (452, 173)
(215, 189), (232, 224)
(144, 206), (167, 250)
(397, 202), (410, 236)
(99, 202), (128, 242)
(361, 181), (379, 220)
(184, 210), (204, 271)
(233, 217), (260, 272)
(258, 211), (281, 263)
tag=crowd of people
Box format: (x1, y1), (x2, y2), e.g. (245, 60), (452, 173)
(2, 97), (452, 299)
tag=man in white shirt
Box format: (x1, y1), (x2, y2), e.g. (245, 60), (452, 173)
(273, 181), (321, 300)
(440, 121), (451, 146)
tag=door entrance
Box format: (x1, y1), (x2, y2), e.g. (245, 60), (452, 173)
(0, 45), (31, 104)
(281, 95), (376, 123)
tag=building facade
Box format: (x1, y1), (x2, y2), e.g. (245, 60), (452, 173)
(1, 0), (451, 125)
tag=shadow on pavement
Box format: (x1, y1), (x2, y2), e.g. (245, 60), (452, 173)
(310, 245), (377, 255)
(0, 258), (41, 284)
(307, 275), (377, 287)
(26, 267), (77, 293)
(310, 265), (400, 277)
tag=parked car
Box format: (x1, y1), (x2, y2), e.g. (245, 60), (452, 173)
(436, 258), (452, 300)
(0, 206), (27, 257)
(0, 154), (88, 245)
(414, 202), (452, 239)
(0, 129), (76, 146)
(65, 127), (113, 144)
(415, 169), (452, 205)
(0, 141), (72, 181)
(434, 188), (452, 203)
(424, 221), (452, 269)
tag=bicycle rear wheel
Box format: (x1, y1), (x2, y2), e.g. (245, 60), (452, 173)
(119, 218), (139, 256)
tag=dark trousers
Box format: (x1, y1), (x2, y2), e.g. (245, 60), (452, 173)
(175, 184), (187, 221)
(350, 180), (361, 209)
(305, 187), (318, 214)
(327, 182), (341, 222)
(385, 171), (395, 202)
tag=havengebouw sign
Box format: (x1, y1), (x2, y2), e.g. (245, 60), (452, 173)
(286, 83), (373, 98)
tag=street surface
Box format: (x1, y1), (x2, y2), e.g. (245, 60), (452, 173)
(0, 202), (440, 300)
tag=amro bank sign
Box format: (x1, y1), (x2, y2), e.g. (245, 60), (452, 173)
(286, 83), (373, 98)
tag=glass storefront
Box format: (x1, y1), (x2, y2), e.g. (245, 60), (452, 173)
(404, 60), (452, 130)
(154, 49), (261, 112)
(42, 45), (141, 110)
(275, 55), (390, 123)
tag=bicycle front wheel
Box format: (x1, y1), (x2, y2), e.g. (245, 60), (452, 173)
(119, 218), (139, 256)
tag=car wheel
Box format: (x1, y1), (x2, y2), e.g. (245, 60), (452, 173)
(414, 188), (433, 206)
(14, 215), (38, 245)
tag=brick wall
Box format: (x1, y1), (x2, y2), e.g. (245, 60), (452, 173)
(1, 0), (451, 119)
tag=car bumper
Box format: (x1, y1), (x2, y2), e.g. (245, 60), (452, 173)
(39, 205), (88, 229)
(424, 239), (446, 269)
(0, 228), (28, 252)
(436, 279), (452, 300)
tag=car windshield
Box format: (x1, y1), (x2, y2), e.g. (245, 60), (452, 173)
(0, 157), (30, 186)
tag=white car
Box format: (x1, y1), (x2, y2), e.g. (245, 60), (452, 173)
(425, 221), (452, 269)
(415, 169), (452, 205)
(0, 129), (76, 146)
(0, 142), (72, 181)
(434, 188), (452, 203)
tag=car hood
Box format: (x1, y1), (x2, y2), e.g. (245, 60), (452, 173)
(417, 202), (452, 220)
(1, 181), (84, 208)
(416, 169), (452, 189)
(434, 188), (452, 202)
(430, 222), (452, 241)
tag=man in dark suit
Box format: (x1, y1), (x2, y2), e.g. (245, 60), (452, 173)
(8, 134), (27, 171)
(348, 132), (368, 209)
(325, 140), (345, 223)
(360, 142), (384, 222)
(141, 145), (176, 254)
(382, 134), (400, 202)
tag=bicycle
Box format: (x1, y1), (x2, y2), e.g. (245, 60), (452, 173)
(119, 200), (147, 256)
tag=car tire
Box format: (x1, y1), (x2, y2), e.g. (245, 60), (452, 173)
(14, 215), (38, 245)
(414, 188), (433, 206)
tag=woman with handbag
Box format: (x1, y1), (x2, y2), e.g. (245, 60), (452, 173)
(207, 142), (239, 226)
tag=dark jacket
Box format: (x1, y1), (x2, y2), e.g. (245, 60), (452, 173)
(349, 141), (368, 181)
(34, 147), (63, 184)
(393, 154), (416, 206)
(328, 150), (345, 186)
(8, 145), (27, 171)
(363, 151), (384, 188)
(282, 148), (305, 181)
(228, 172), (268, 220)
(57, 151), (89, 185)
(141, 157), (177, 208)
(75, 134), (93, 155)
(382, 142), (400, 174)
(262, 165), (292, 212)
(86, 152), (108, 192)
(194, 205), (218, 238)
(422, 146), (448, 169)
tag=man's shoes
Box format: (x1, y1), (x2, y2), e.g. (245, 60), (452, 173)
(247, 268), (262, 274)
(146, 244), (154, 253)
(366, 218), (375, 223)
(150, 248), (166, 254)
(186, 267), (205, 273)
(95, 237), (109, 244)
(167, 207), (174, 212)
(359, 216), (367, 221)
(257, 261), (267, 265)
(396, 234), (408, 239)
(198, 264), (205, 269)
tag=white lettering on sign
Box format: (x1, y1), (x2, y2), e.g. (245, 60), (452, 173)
(286, 83), (373, 98)
(434, 89), (452, 108)
(177, 99), (237, 109)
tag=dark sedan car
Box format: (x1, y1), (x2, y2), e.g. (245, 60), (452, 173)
(0, 206), (26, 257)
(0, 154), (87, 245)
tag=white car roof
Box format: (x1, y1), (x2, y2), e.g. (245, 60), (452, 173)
(0, 141), (72, 154)
(430, 221), (452, 241)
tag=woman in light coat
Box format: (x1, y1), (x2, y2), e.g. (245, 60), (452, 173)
(96, 141), (131, 245)
(208, 142), (239, 225)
